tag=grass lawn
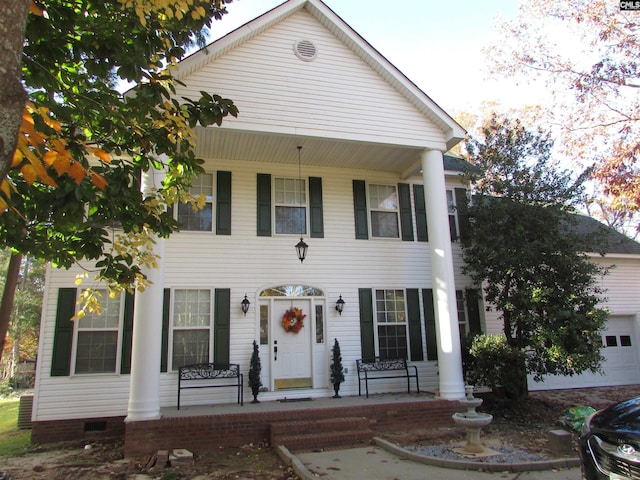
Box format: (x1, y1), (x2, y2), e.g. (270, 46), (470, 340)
(0, 398), (31, 457)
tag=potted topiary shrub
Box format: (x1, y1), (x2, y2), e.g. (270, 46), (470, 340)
(248, 340), (262, 403)
(330, 338), (345, 398)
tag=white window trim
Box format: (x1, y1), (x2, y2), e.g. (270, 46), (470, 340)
(456, 290), (469, 337)
(71, 289), (124, 376)
(168, 288), (214, 371)
(273, 176), (308, 236)
(368, 184), (400, 239)
(175, 172), (215, 232)
(373, 288), (409, 359)
(446, 189), (460, 238)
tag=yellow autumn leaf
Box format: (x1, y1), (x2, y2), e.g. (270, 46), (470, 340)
(50, 154), (71, 176)
(71, 310), (86, 321)
(20, 141), (53, 177)
(29, 1), (44, 16)
(42, 150), (58, 167)
(0, 180), (11, 199)
(0, 197), (7, 213)
(91, 172), (108, 190)
(21, 164), (37, 185)
(11, 149), (23, 168)
(90, 148), (111, 163)
(68, 161), (87, 184)
(22, 108), (35, 127)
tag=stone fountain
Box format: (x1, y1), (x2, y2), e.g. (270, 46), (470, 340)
(451, 385), (494, 454)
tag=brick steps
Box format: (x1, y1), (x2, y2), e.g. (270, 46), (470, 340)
(270, 416), (373, 452)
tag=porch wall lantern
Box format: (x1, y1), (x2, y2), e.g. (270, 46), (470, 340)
(335, 295), (345, 315)
(241, 294), (251, 316)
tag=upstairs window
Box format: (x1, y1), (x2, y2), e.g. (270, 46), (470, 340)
(275, 177), (307, 235)
(177, 173), (214, 231)
(446, 189), (459, 239)
(369, 184), (399, 238)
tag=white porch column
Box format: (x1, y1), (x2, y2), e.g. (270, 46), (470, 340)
(125, 168), (165, 422)
(421, 149), (465, 400)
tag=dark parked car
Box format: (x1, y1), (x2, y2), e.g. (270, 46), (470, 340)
(579, 396), (640, 480)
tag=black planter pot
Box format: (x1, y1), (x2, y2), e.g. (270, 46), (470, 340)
(332, 385), (341, 398)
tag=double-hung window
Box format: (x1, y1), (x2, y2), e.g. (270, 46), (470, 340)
(75, 290), (122, 374)
(275, 177), (306, 235)
(172, 289), (211, 369)
(369, 184), (399, 238)
(456, 290), (469, 336)
(375, 289), (408, 359)
(446, 189), (459, 239)
(177, 173), (214, 231)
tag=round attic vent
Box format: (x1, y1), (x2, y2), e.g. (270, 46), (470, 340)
(294, 39), (317, 61)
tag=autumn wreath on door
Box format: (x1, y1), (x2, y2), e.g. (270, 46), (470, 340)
(282, 307), (306, 333)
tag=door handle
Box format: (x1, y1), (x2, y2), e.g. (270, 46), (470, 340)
(274, 341), (278, 361)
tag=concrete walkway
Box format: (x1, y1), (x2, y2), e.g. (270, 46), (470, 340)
(271, 385), (640, 480)
(289, 445), (581, 480)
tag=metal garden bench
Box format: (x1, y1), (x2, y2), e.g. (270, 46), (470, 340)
(177, 363), (243, 409)
(356, 357), (419, 398)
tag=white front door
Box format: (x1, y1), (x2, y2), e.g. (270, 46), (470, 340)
(272, 299), (312, 389)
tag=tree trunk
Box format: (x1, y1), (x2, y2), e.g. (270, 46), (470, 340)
(0, 0), (30, 181)
(0, 253), (22, 362)
(504, 354), (529, 401)
(11, 331), (20, 380)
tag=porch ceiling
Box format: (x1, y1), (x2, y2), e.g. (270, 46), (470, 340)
(194, 127), (424, 175)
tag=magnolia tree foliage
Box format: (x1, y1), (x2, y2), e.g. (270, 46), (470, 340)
(485, 0), (640, 232)
(462, 115), (609, 397)
(0, 0), (239, 358)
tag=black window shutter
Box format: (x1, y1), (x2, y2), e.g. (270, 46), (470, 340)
(257, 174), (272, 237)
(455, 188), (469, 242)
(398, 183), (414, 241)
(120, 291), (135, 374)
(413, 184), (428, 242)
(214, 288), (231, 365)
(216, 171), (232, 235)
(449, 214), (458, 241)
(352, 180), (369, 240)
(51, 288), (77, 376)
(309, 176), (324, 238)
(406, 288), (423, 361)
(358, 288), (375, 358)
(466, 289), (482, 335)
(422, 289), (438, 361)
(161, 288), (170, 372)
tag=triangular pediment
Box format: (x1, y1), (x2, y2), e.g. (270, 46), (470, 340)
(175, 0), (465, 173)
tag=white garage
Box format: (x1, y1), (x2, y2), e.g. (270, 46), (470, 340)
(529, 315), (640, 390)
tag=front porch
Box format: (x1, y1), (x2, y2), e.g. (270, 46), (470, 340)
(124, 391), (460, 458)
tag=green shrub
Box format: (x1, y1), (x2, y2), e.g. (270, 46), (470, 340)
(464, 334), (528, 400)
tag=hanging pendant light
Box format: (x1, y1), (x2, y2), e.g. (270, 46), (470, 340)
(295, 145), (308, 263)
(295, 237), (308, 263)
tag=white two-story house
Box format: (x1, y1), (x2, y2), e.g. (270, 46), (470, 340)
(30, 0), (640, 446)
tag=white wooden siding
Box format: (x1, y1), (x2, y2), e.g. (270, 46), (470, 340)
(178, 11), (444, 148)
(33, 161), (470, 421)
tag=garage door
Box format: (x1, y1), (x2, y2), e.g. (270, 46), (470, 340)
(529, 316), (640, 390)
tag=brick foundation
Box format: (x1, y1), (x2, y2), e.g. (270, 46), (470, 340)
(124, 399), (458, 458)
(31, 416), (126, 445)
